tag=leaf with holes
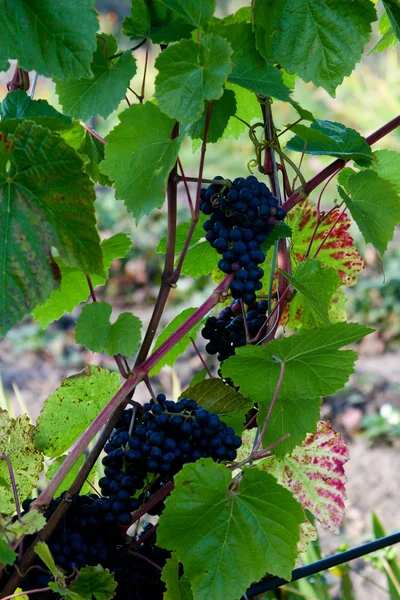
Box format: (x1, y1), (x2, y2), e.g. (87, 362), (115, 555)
(261, 421), (349, 532)
(155, 34), (233, 124)
(287, 200), (365, 287)
(33, 233), (131, 328)
(286, 120), (372, 164)
(0, 90), (73, 134)
(253, 0), (377, 95)
(34, 365), (120, 458)
(150, 308), (204, 375)
(0, 411), (43, 515)
(179, 378), (253, 434)
(222, 322), (373, 404)
(55, 35), (137, 121)
(75, 302), (142, 357)
(0, 0), (98, 78)
(100, 103), (184, 222)
(283, 259), (342, 329)
(157, 459), (305, 599)
(0, 121), (102, 336)
(339, 170), (400, 256)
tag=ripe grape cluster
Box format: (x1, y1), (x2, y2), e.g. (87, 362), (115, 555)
(202, 299), (268, 361)
(200, 175), (285, 305)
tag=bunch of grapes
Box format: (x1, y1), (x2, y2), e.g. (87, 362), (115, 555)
(200, 175), (285, 305)
(202, 299), (268, 361)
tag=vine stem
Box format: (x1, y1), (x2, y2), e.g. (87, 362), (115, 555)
(177, 157), (194, 217)
(253, 361), (285, 454)
(190, 337), (213, 377)
(282, 114), (400, 213)
(79, 122), (106, 145)
(0, 455), (21, 521)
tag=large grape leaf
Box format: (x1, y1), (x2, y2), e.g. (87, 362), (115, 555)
(261, 421), (349, 533)
(55, 35), (137, 121)
(150, 308), (204, 375)
(0, 0), (98, 78)
(0, 411), (43, 515)
(257, 396), (321, 458)
(216, 23), (291, 101)
(287, 200), (364, 286)
(100, 103), (184, 222)
(286, 120), (372, 164)
(75, 302), (142, 357)
(339, 170), (400, 257)
(34, 365), (121, 458)
(0, 90), (73, 133)
(222, 322), (373, 402)
(33, 233), (132, 328)
(155, 34), (233, 124)
(0, 121), (103, 336)
(157, 459), (305, 599)
(162, 553), (193, 600)
(283, 259), (342, 329)
(179, 241), (219, 277)
(179, 378), (253, 434)
(253, 0), (377, 95)
(122, 0), (194, 43)
(161, 0), (216, 28)
(371, 149), (400, 192)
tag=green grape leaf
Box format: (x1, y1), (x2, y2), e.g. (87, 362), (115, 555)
(179, 241), (219, 277)
(221, 82), (261, 140)
(157, 459), (305, 597)
(161, 0), (216, 27)
(0, 411), (43, 515)
(156, 214), (207, 254)
(65, 565), (117, 600)
(0, 121), (102, 336)
(0, 1), (98, 79)
(122, 0), (194, 43)
(263, 222), (292, 252)
(55, 35), (137, 121)
(286, 120), (372, 164)
(162, 553), (194, 600)
(0, 90), (73, 133)
(33, 234), (131, 328)
(34, 365), (121, 458)
(46, 454), (95, 497)
(35, 541), (64, 580)
(253, 0), (377, 96)
(75, 302), (142, 357)
(262, 421), (349, 532)
(180, 377), (254, 435)
(383, 0), (400, 39)
(189, 369), (208, 387)
(257, 396), (321, 458)
(0, 539), (17, 566)
(289, 101), (315, 123)
(78, 132), (111, 186)
(155, 34), (233, 124)
(222, 322), (373, 403)
(188, 88), (237, 142)
(100, 103), (184, 222)
(179, 378), (253, 434)
(337, 167), (356, 192)
(217, 23), (291, 101)
(339, 170), (400, 256)
(3, 511), (46, 541)
(150, 308), (204, 375)
(283, 259), (342, 329)
(371, 149), (400, 192)
(288, 200), (364, 286)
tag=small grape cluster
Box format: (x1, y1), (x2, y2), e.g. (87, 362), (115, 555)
(200, 175), (285, 305)
(202, 299), (268, 361)
(99, 395), (242, 501)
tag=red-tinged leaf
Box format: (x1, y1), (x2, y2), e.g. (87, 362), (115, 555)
(288, 200), (364, 287)
(297, 520), (317, 556)
(261, 420), (349, 533)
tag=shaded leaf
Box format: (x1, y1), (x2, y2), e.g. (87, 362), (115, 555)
(162, 553), (194, 600)
(0, 121), (102, 336)
(0, 90), (73, 133)
(100, 103), (184, 222)
(383, 0), (400, 39)
(150, 308), (204, 375)
(122, 0), (194, 43)
(253, 0), (376, 95)
(188, 88), (237, 142)
(179, 378), (253, 434)
(66, 565), (117, 600)
(78, 131), (112, 187)
(55, 35), (137, 121)
(34, 366), (121, 457)
(0, 539), (17, 566)
(161, 0), (215, 28)
(261, 421), (349, 533)
(0, 0), (98, 78)
(35, 541), (64, 580)
(189, 369), (208, 387)
(0, 411), (43, 515)
(158, 459), (305, 598)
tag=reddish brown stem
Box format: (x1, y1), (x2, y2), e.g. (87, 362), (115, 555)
(253, 361), (285, 453)
(190, 337), (213, 377)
